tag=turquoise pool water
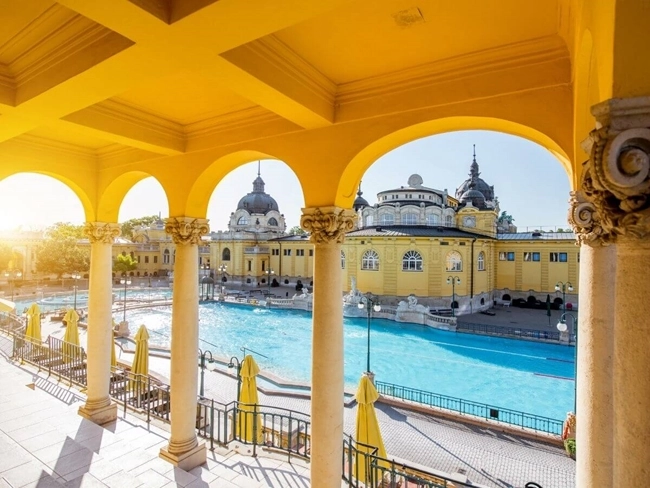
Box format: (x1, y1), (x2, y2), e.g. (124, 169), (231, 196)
(124, 301), (575, 421)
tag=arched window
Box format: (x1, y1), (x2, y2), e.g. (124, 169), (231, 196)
(268, 217), (278, 226)
(477, 251), (485, 271)
(341, 250), (346, 269)
(379, 214), (394, 225)
(222, 248), (231, 261)
(402, 250), (423, 271)
(237, 216), (249, 225)
(365, 215), (374, 227)
(445, 215), (453, 226)
(446, 251), (462, 272)
(426, 214), (439, 226)
(163, 249), (170, 264)
(361, 250), (379, 270)
(401, 213), (418, 225)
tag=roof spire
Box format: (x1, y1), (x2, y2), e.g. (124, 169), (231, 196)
(357, 181), (363, 197)
(257, 160), (261, 177)
(473, 144), (476, 163)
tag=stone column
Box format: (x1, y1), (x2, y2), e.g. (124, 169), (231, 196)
(78, 222), (120, 425)
(573, 97), (650, 487)
(569, 189), (616, 487)
(160, 217), (209, 470)
(301, 206), (355, 488)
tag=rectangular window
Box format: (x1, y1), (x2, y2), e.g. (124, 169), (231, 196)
(499, 252), (507, 261)
(272, 249), (279, 256)
(144, 256), (149, 264)
(550, 252), (568, 262)
(523, 252), (540, 262)
(507, 252), (515, 261)
(297, 249), (304, 256)
(262, 261), (265, 271)
(309, 249), (313, 256)
(247, 261), (252, 271)
(284, 249), (292, 256)
(440, 242), (449, 246)
(153, 256), (158, 264)
(137, 255), (141, 263)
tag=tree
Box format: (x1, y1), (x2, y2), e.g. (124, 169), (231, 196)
(35, 223), (90, 278)
(288, 226), (306, 236)
(0, 243), (16, 271)
(114, 252), (138, 276)
(121, 215), (160, 241)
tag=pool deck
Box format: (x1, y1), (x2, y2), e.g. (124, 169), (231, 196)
(34, 313), (575, 488)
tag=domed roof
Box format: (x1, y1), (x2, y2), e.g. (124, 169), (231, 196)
(236, 166), (280, 215)
(353, 183), (369, 211)
(460, 188), (486, 207)
(455, 146), (495, 202)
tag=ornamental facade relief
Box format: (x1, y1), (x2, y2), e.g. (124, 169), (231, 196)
(84, 222), (121, 244)
(300, 207), (356, 244)
(164, 218), (210, 245)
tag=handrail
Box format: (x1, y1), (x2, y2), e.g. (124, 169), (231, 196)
(456, 322), (563, 342)
(376, 380), (563, 436)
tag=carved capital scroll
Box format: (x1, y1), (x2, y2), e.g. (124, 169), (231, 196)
(83, 222), (120, 244)
(570, 98), (650, 244)
(164, 217), (209, 245)
(300, 207), (356, 244)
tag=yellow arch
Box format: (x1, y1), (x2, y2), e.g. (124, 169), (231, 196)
(0, 170), (95, 222)
(97, 171), (169, 223)
(336, 117), (573, 209)
(184, 150), (305, 219)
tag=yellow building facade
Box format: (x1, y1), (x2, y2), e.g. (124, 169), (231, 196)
(0, 1), (648, 485)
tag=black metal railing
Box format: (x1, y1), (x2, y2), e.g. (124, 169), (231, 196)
(195, 398), (311, 461)
(109, 367), (171, 423)
(343, 436), (474, 487)
(376, 381), (563, 436)
(457, 322), (563, 342)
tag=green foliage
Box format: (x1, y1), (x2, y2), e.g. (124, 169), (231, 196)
(288, 226), (306, 236)
(35, 223), (90, 277)
(0, 243), (16, 271)
(114, 252), (138, 276)
(564, 439), (576, 459)
(120, 215), (160, 241)
(498, 211), (514, 224)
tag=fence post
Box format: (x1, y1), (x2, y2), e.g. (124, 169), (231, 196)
(210, 399), (214, 451)
(147, 376), (151, 423)
(252, 404), (258, 457)
(288, 411), (293, 463)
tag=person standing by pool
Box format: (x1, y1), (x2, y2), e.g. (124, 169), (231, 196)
(562, 411), (576, 459)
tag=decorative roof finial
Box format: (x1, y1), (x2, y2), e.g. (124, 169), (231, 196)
(357, 181), (363, 197)
(257, 160), (261, 177)
(473, 144), (476, 163)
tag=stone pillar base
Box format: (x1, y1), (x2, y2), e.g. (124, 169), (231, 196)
(159, 441), (206, 471)
(78, 401), (117, 425)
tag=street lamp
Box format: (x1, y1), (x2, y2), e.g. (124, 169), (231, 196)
(218, 264), (227, 295)
(555, 281), (574, 315)
(447, 276), (461, 317)
(228, 355), (242, 437)
(198, 348), (215, 397)
(265, 268), (275, 296)
(357, 293), (381, 373)
(557, 312), (578, 412)
(3, 270), (22, 301)
(71, 273), (81, 311)
(119, 277), (131, 324)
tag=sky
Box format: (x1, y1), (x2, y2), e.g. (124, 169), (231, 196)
(0, 130), (571, 232)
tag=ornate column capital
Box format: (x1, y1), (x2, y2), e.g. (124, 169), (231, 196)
(570, 97), (650, 243)
(164, 217), (209, 245)
(300, 206), (356, 244)
(83, 222), (120, 244)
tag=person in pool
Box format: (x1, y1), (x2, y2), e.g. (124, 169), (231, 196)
(562, 411), (576, 459)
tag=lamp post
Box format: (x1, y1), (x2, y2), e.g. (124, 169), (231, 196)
(555, 281), (574, 315)
(228, 355), (242, 437)
(447, 276), (461, 317)
(71, 273), (81, 311)
(265, 268), (275, 296)
(218, 264), (227, 295)
(357, 293), (381, 374)
(3, 270), (22, 301)
(119, 277), (131, 324)
(198, 348), (214, 398)
(557, 312), (578, 412)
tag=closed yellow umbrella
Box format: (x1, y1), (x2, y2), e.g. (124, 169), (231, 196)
(238, 354), (262, 443)
(354, 374), (388, 484)
(111, 330), (117, 368)
(25, 303), (41, 343)
(130, 325), (149, 391)
(62, 309), (80, 363)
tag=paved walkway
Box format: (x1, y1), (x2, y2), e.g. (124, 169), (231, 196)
(0, 356), (312, 488)
(458, 307), (579, 331)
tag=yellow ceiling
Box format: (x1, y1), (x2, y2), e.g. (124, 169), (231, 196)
(26, 124), (112, 149)
(0, 0), (55, 54)
(113, 70), (257, 125)
(276, 0), (560, 84)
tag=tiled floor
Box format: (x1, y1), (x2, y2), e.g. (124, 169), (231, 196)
(0, 358), (311, 488)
